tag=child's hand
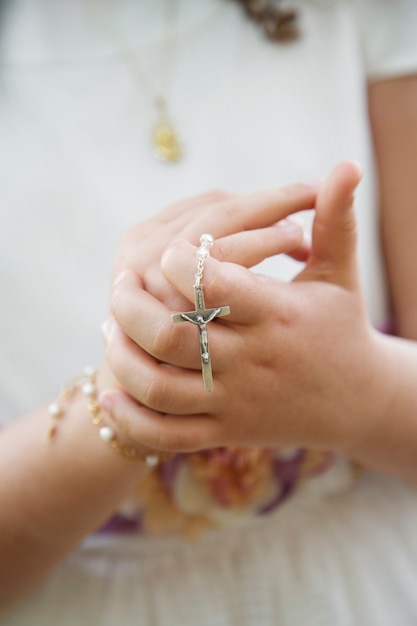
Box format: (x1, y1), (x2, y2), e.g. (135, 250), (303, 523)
(110, 185), (314, 315)
(98, 181), (316, 452)
(102, 162), (382, 459)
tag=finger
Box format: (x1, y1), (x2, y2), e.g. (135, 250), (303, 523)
(208, 220), (304, 267)
(153, 190), (238, 225)
(162, 240), (267, 324)
(112, 192), (238, 281)
(143, 219), (302, 311)
(103, 318), (220, 413)
(110, 271), (237, 369)
(287, 230), (312, 263)
(182, 183), (318, 244)
(301, 161), (362, 288)
(113, 185), (316, 299)
(161, 219), (304, 309)
(99, 389), (219, 453)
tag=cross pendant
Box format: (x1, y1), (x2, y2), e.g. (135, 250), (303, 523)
(172, 284), (230, 392)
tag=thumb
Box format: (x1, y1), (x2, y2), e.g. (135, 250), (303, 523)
(299, 161), (363, 289)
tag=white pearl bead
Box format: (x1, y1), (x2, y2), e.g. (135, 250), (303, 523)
(83, 366), (96, 377)
(145, 454), (160, 467)
(48, 403), (61, 417)
(200, 233), (214, 246)
(99, 426), (114, 442)
(82, 382), (96, 397)
(197, 247), (209, 259)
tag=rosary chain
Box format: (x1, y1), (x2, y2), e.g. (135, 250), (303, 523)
(194, 233), (213, 287)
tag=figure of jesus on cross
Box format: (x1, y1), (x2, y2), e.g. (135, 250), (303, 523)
(172, 283), (230, 392)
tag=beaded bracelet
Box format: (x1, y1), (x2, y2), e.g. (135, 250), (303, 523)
(46, 367), (160, 468)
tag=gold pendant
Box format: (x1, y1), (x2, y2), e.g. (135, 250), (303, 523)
(152, 121), (182, 162)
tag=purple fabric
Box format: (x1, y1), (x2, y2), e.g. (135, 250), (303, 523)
(377, 317), (395, 335)
(257, 450), (306, 516)
(97, 513), (142, 535)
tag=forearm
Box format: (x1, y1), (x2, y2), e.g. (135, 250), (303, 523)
(345, 76), (417, 483)
(0, 369), (148, 615)
(369, 75), (417, 339)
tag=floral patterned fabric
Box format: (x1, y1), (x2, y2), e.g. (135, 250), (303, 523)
(104, 448), (336, 538)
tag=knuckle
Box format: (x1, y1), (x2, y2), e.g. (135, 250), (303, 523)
(110, 283), (127, 323)
(115, 410), (136, 442)
(142, 374), (172, 411)
(150, 321), (181, 360)
(109, 270), (139, 325)
(160, 239), (186, 274)
(283, 225), (304, 249)
(202, 190), (235, 205)
(106, 344), (131, 385)
(211, 237), (232, 262)
(315, 214), (357, 238)
(340, 216), (358, 237)
(280, 182), (314, 198)
(184, 427), (209, 451)
(207, 262), (241, 303)
(181, 191), (235, 216)
(103, 326), (119, 364)
(153, 428), (181, 452)
(155, 426), (206, 453)
(216, 197), (239, 222)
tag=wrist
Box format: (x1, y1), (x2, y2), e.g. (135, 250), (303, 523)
(330, 328), (393, 463)
(50, 363), (164, 470)
(337, 330), (417, 483)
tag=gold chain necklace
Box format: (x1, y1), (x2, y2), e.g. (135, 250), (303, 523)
(86, 0), (183, 162)
(87, 1), (295, 161)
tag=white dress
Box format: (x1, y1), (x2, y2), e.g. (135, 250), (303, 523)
(1, 1), (417, 624)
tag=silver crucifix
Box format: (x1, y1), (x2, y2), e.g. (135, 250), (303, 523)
(172, 283), (230, 392)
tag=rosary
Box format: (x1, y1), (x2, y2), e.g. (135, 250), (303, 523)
(172, 235), (230, 392)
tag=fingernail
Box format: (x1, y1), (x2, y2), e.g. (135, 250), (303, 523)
(290, 214), (306, 227)
(308, 178), (324, 190)
(349, 160), (364, 179)
(99, 393), (114, 414)
(277, 218), (301, 233)
(302, 231), (312, 247)
(100, 317), (115, 344)
(113, 271), (128, 288)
